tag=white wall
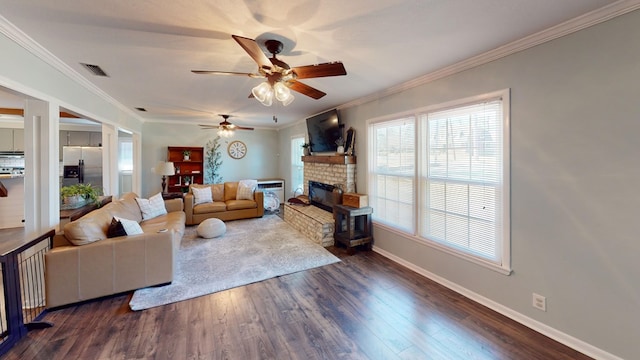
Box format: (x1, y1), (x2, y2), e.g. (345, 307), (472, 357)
(140, 122), (280, 197)
(315, 9), (639, 360)
(0, 29), (145, 233)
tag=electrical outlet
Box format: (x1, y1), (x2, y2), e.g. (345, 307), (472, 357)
(532, 293), (546, 311)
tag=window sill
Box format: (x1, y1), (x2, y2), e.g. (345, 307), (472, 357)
(373, 221), (512, 276)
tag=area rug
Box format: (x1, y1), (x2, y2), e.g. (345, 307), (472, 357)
(129, 215), (340, 311)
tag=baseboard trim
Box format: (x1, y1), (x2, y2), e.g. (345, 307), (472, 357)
(371, 245), (623, 360)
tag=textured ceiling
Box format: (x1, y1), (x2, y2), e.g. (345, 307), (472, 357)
(0, 0), (617, 128)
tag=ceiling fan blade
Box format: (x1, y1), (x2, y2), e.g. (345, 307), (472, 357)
(288, 80), (327, 99)
(198, 124), (219, 129)
(192, 70), (263, 78)
(292, 62), (347, 79)
(235, 126), (254, 131)
(232, 35), (273, 73)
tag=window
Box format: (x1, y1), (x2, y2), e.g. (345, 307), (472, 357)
(291, 135), (305, 197)
(368, 90), (510, 271)
(118, 139), (133, 172)
(369, 118), (415, 232)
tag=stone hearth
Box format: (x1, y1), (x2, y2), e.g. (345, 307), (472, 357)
(284, 204), (334, 247)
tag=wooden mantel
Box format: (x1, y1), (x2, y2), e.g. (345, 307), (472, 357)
(301, 155), (356, 164)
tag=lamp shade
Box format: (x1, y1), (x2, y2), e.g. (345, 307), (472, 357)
(252, 82), (273, 106)
(273, 82), (289, 101)
(155, 161), (175, 176)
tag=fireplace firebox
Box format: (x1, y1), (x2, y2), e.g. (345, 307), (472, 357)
(309, 181), (342, 213)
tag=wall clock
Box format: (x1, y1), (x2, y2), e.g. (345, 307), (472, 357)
(227, 140), (247, 159)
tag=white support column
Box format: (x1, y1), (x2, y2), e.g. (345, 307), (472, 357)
(132, 132), (142, 196)
(101, 123), (117, 196)
(23, 99), (59, 233)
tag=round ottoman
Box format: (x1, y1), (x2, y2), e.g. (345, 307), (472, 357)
(197, 218), (226, 238)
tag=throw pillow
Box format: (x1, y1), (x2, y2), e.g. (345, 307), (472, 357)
(135, 192), (167, 220)
(115, 216), (144, 235)
(107, 217), (127, 238)
(236, 179), (257, 200)
(192, 186), (213, 205)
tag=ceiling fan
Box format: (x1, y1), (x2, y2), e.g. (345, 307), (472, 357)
(199, 114), (253, 137)
(192, 35), (347, 105)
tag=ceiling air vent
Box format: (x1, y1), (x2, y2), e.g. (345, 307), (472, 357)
(135, 107), (147, 112)
(80, 63), (108, 77)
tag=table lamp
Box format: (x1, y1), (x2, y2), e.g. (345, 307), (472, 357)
(155, 162), (175, 194)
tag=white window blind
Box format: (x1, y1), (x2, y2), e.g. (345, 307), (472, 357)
(369, 117), (415, 232)
(420, 99), (505, 263)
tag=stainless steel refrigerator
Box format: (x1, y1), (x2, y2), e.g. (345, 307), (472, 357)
(62, 146), (103, 190)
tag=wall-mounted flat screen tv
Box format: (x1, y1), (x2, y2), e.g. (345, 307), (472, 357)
(306, 109), (341, 154)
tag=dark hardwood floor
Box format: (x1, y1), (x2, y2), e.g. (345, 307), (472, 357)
(4, 247), (591, 360)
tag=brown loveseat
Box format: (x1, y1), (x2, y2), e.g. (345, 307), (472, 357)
(184, 182), (264, 225)
(45, 192), (185, 308)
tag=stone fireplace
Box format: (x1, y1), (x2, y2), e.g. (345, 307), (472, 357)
(284, 155), (356, 247)
(308, 180), (341, 213)
(303, 156), (356, 194)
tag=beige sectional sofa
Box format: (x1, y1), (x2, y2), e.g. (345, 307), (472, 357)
(184, 182), (264, 225)
(45, 192), (185, 308)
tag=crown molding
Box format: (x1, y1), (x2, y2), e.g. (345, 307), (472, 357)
(0, 14), (146, 124)
(339, 0), (640, 110)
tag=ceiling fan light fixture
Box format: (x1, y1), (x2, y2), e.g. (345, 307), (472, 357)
(274, 82), (291, 101)
(252, 82), (273, 106)
(217, 126), (234, 137)
(281, 93), (294, 106)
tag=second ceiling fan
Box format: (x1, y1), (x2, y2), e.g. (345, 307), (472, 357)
(192, 35), (347, 105)
(199, 114), (253, 137)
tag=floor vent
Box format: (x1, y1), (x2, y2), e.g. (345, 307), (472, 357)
(80, 63), (108, 77)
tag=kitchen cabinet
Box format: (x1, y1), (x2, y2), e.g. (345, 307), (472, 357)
(0, 129), (12, 151)
(67, 131), (91, 146)
(12, 129), (24, 151)
(0, 128), (24, 151)
(60, 130), (101, 147)
(89, 132), (102, 146)
(59, 130), (102, 160)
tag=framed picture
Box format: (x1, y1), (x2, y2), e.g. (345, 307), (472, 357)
(345, 127), (355, 155)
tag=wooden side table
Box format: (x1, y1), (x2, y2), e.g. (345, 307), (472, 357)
(162, 192), (184, 200)
(333, 204), (373, 252)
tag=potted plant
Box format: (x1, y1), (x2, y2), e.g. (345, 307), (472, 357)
(60, 183), (100, 207)
(182, 149), (191, 161)
(301, 143), (311, 156)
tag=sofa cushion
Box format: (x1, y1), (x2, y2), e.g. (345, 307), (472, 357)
(237, 179), (257, 200)
(63, 208), (112, 246)
(192, 186), (213, 205)
(136, 193), (167, 220)
(211, 184), (224, 202)
(107, 217), (127, 238)
(194, 201), (227, 214)
(115, 216), (144, 235)
(224, 182), (238, 202)
(226, 199), (258, 211)
(140, 210), (186, 236)
(106, 196), (144, 223)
